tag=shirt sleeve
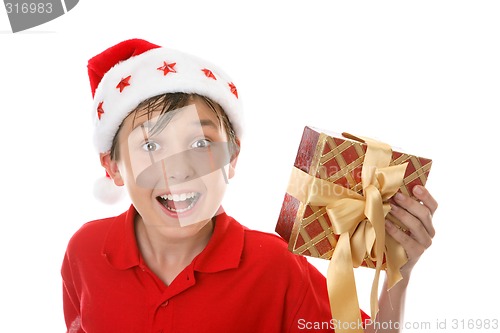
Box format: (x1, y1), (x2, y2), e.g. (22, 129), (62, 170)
(286, 257), (370, 332)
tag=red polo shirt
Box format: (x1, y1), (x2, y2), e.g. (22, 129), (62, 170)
(62, 205), (368, 332)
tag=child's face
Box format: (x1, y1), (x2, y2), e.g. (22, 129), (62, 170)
(108, 96), (236, 229)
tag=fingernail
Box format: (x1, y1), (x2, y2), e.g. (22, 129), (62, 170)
(385, 220), (393, 230)
(390, 203), (398, 212)
(413, 185), (423, 195)
(395, 192), (405, 202)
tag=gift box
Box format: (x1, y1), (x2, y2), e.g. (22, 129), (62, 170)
(276, 126), (432, 263)
(275, 126), (432, 331)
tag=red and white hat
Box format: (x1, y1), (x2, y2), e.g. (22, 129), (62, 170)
(88, 38), (243, 203)
(88, 38), (243, 154)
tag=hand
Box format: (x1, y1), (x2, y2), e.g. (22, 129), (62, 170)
(385, 185), (438, 280)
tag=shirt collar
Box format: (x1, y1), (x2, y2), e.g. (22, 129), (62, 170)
(192, 209), (244, 273)
(102, 205), (140, 270)
(102, 205), (245, 273)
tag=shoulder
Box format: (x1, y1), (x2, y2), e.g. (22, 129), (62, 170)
(65, 218), (112, 255)
(239, 222), (315, 279)
(243, 227), (296, 258)
(231, 218), (328, 292)
(65, 211), (126, 255)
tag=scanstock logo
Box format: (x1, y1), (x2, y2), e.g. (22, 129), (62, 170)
(4, 0), (79, 32)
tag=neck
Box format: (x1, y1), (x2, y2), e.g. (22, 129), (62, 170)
(135, 216), (215, 269)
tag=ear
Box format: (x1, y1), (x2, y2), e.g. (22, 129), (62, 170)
(227, 139), (241, 179)
(100, 152), (124, 186)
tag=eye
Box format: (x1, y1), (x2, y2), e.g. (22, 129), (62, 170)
(142, 141), (161, 152)
(191, 139), (211, 149)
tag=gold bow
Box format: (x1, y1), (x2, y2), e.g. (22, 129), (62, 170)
(286, 133), (408, 333)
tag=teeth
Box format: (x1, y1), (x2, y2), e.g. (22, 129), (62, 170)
(166, 200), (196, 213)
(160, 192), (197, 202)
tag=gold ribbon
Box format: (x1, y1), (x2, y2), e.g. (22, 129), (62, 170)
(286, 133), (408, 333)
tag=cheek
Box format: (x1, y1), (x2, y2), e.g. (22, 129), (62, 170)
(129, 155), (151, 179)
(201, 167), (230, 197)
(117, 146), (153, 185)
(130, 157), (160, 188)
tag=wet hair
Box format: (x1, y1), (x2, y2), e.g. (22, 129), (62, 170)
(110, 93), (240, 161)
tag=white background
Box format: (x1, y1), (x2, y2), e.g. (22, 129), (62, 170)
(1, 1), (499, 332)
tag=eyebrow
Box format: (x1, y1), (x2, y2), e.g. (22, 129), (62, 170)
(133, 117), (220, 134)
(196, 119), (219, 130)
(132, 120), (154, 131)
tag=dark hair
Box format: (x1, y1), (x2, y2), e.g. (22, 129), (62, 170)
(110, 93), (240, 161)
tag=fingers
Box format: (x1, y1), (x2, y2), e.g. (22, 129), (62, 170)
(412, 185), (438, 216)
(385, 220), (426, 256)
(392, 189), (436, 239)
(389, 201), (433, 249)
(385, 186), (438, 273)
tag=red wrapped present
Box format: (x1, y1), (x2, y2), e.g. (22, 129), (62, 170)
(275, 127), (432, 332)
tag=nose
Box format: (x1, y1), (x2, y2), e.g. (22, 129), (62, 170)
(135, 149), (197, 189)
(161, 150), (196, 185)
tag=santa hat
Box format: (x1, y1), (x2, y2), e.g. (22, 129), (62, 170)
(88, 38), (243, 203)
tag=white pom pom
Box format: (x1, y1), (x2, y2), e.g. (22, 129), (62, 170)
(93, 176), (125, 204)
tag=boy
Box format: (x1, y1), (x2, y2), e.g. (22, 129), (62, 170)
(62, 38), (438, 332)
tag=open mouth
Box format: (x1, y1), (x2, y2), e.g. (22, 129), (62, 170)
(156, 192), (201, 214)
